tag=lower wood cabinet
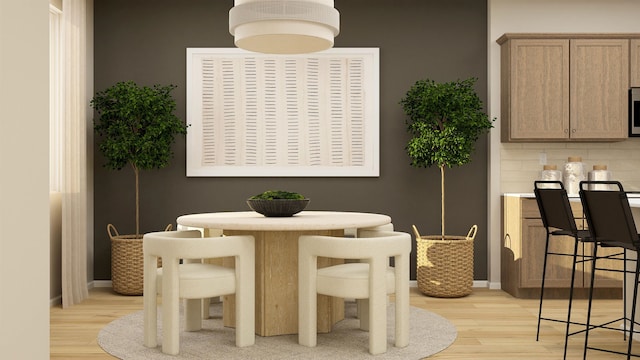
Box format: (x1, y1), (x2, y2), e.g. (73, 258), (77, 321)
(501, 196), (622, 299)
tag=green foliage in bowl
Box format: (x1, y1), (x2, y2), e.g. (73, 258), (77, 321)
(249, 190), (305, 200)
(247, 190), (309, 217)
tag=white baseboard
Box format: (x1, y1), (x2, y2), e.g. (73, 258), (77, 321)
(50, 295), (62, 307)
(50, 281), (111, 308)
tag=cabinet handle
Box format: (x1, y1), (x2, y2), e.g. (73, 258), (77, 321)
(564, 129), (569, 134)
(572, 129), (576, 133)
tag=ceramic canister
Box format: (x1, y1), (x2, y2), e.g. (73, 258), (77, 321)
(563, 156), (586, 195)
(588, 164), (612, 190)
(539, 165), (562, 188)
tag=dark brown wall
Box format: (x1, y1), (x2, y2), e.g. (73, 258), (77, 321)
(93, 0), (489, 280)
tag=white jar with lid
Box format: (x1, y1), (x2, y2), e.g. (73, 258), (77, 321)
(539, 165), (562, 188)
(563, 156), (585, 195)
(588, 164), (612, 190)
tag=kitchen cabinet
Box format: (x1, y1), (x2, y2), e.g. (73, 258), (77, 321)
(500, 39), (569, 141)
(570, 39), (628, 140)
(498, 34), (631, 142)
(632, 39), (640, 87)
(502, 195), (622, 299)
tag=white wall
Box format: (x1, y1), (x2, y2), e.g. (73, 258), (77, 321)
(488, 0), (640, 286)
(0, 0), (51, 358)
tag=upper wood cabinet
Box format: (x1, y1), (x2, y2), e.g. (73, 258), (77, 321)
(498, 34), (633, 142)
(631, 39), (640, 87)
(500, 39), (569, 140)
(570, 39), (628, 140)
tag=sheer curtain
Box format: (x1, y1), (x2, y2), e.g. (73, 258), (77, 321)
(61, 0), (89, 308)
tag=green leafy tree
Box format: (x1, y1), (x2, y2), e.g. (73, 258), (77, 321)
(400, 77), (494, 239)
(91, 81), (188, 236)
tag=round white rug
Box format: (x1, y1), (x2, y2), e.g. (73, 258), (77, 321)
(98, 301), (456, 359)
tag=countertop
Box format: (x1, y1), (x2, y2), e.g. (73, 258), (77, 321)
(503, 193), (640, 206)
(503, 193), (535, 198)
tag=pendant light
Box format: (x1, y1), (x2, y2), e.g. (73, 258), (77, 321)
(229, 0), (340, 54)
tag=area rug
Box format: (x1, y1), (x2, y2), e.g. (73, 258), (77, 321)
(98, 301), (456, 359)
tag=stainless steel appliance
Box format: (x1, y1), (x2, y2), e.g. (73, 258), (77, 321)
(630, 87), (640, 136)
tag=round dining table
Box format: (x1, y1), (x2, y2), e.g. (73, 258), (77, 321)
(176, 210), (392, 337)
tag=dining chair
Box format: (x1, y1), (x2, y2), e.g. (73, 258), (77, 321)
(579, 180), (640, 359)
(355, 223), (394, 325)
(343, 222), (393, 238)
(175, 223), (223, 319)
(298, 229), (411, 355)
(534, 180), (593, 359)
(143, 230), (255, 355)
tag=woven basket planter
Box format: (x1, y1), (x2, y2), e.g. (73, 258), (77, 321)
(108, 224), (170, 295)
(412, 224), (477, 298)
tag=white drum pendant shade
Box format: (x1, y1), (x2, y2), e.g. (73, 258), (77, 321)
(229, 0), (340, 54)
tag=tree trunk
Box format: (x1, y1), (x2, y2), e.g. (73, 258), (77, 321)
(440, 164), (445, 240)
(132, 164), (140, 237)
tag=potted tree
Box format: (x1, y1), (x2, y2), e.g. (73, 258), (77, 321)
(91, 81), (188, 295)
(400, 77), (493, 297)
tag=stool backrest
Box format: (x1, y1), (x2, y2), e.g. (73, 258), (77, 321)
(534, 180), (579, 234)
(579, 180), (640, 250)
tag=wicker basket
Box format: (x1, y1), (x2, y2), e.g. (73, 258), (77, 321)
(108, 224), (171, 295)
(413, 224), (477, 298)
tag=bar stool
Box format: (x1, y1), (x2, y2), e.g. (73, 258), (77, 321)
(534, 180), (593, 359)
(579, 180), (640, 359)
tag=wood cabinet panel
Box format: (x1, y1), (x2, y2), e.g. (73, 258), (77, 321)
(521, 197), (583, 219)
(581, 243), (625, 288)
(520, 218), (578, 288)
(501, 196), (621, 298)
(499, 34), (633, 142)
(570, 39), (629, 140)
(506, 39), (569, 140)
(631, 39), (640, 87)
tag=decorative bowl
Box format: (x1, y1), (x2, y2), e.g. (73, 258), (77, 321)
(246, 199), (310, 217)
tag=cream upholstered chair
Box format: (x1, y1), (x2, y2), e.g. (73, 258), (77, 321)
(176, 223), (223, 238)
(354, 223), (394, 327)
(298, 229), (411, 355)
(175, 224), (223, 318)
(143, 230), (255, 355)
(343, 223), (393, 238)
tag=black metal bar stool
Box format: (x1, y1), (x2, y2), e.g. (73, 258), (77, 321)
(579, 180), (640, 359)
(534, 180), (593, 359)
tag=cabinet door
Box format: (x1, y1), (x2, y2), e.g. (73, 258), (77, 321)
(520, 218), (578, 288)
(581, 242), (624, 288)
(570, 39), (629, 140)
(631, 39), (640, 87)
(503, 39), (570, 141)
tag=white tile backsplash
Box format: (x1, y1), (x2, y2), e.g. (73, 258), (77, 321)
(501, 138), (640, 192)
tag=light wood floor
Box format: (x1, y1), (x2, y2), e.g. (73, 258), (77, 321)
(51, 287), (636, 359)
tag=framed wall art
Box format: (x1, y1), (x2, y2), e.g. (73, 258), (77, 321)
(186, 47), (379, 177)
